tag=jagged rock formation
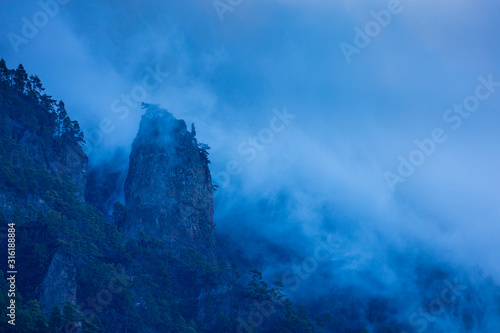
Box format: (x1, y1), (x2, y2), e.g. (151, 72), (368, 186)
(3, 61), (500, 333)
(0, 62), (88, 324)
(0, 115), (88, 220)
(124, 104), (216, 261)
(17, 123), (88, 200)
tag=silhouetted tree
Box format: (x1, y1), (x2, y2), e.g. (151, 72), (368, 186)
(198, 143), (210, 163)
(0, 58), (10, 83)
(28, 75), (44, 101)
(246, 269), (269, 301)
(48, 305), (62, 332)
(62, 302), (79, 328)
(14, 64), (28, 93)
(70, 120), (85, 144)
(112, 202), (127, 230)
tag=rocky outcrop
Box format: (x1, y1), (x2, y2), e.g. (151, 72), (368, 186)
(0, 76), (87, 317)
(0, 112), (88, 222)
(38, 253), (78, 315)
(124, 104), (215, 261)
(44, 141), (88, 201)
(3, 113), (88, 201)
(16, 123), (88, 201)
(0, 192), (50, 223)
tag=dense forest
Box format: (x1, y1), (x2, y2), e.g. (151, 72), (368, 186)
(2, 60), (500, 333)
(0, 60), (336, 333)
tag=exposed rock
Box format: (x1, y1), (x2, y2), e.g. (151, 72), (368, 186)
(124, 105), (216, 261)
(17, 126), (88, 201)
(38, 253), (78, 315)
(44, 141), (88, 201)
(0, 117), (87, 219)
(0, 192), (50, 222)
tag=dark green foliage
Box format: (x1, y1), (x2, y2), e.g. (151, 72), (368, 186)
(0, 59), (84, 145)
(274, 300), (314, 333)
(246, 269), (270, 301)
(17, 300), (49, 333)
(270, 280), (286, 303)
(0, 61), (331, 333)
(48, 305), (62, 332)
(112, 202), (126, 230)
(14, 64), (28, 93)
(191, 123), (197, 140)
(63, 302), (78, 327)
(197, 143), (211, 163)
(182, 248), (216, 276)
(0, 285), (49, 333)
(212, 314), (233, 332)
(314, 312), (333, 328)
(231, 261), (241, 281)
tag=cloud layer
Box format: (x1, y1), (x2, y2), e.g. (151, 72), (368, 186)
(3, 2), (500, 327)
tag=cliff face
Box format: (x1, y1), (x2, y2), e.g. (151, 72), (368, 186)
(124, 104), (215, 261)
(1, 121), (87, 315)
(0, 114), (88, 220)
(38, 254), (78, 315)
(16, 120), (88, 201)
(0, 63), (88, 321)
(0, 63), (290, 332)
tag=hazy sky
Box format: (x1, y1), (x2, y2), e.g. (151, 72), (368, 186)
(2, 0), (500, 283)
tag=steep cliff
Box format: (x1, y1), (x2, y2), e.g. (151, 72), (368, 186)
(38, 254), (77, 315)
(0, 62), (90, 322)
(0, 62), (330, 332)
(0, 62), (88, 220)
(124, 104), (216, 261)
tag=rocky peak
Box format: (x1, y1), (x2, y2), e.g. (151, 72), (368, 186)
(124, 104), (215, 261)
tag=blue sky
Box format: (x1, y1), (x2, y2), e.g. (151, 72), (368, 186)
(2, 0), (500, 284)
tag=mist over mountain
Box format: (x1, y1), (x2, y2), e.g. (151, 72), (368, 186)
(2, 1), (500, 332)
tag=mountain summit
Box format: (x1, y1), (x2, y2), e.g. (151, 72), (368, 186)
(124, 104), (216, 261)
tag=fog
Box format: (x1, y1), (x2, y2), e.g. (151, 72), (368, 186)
(2, 0), (500, 330)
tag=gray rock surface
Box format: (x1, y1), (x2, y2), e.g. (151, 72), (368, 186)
(124, 105), (216, 262)
(38, 253), (77, 315)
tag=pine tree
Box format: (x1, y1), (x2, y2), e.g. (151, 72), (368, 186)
(0, 58), (10, 83)
(14, 64), (28, 93)
(28, 75), (44, 101)
(62, 302), (79, 328)
(62, 116), (72, 136)
(48, 305), (63, 332)
(190, 123), (197, 144)
(56, 100), (68, 136)
(197, 143), (210, 163)
(40, 93), (57, 113)
(70, 120), (85, 144)
(246, 269), (269, 301)
(230, 262), (240, 281)
(112, 202), (127, 230)
(270, 280), (286, 302)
